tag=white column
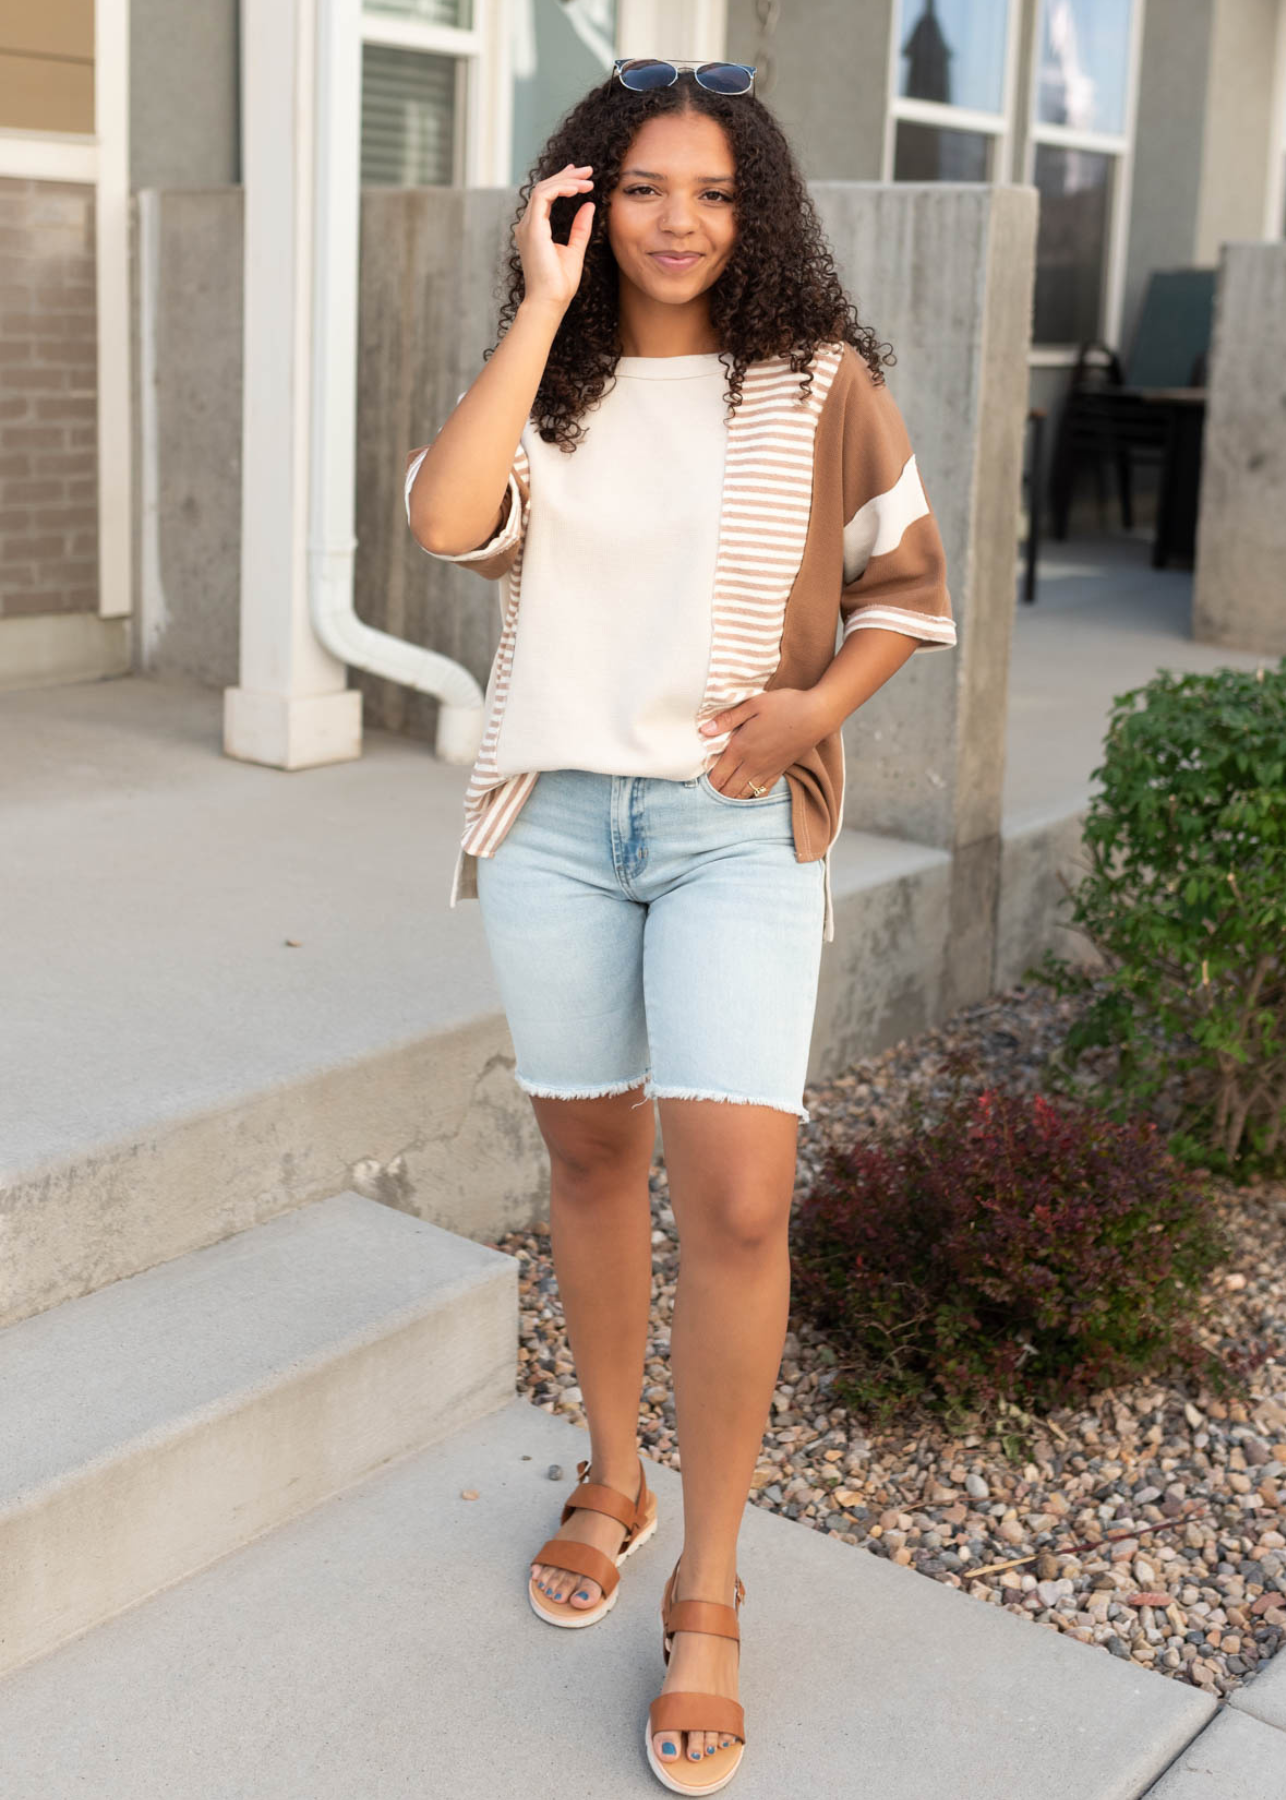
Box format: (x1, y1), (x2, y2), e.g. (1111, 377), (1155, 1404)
(226, 0), (362, 769)
(95, 0), (132, 621)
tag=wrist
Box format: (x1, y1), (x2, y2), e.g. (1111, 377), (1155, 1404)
(516, 294), (568, 333)
(801, 678), (844, 740)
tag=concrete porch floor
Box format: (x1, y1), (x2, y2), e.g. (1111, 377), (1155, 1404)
(1004, 530), (1268, 831)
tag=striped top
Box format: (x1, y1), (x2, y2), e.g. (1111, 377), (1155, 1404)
(406, 339), (956, 943)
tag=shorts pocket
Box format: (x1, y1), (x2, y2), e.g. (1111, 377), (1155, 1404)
(697, 770), (791, 806)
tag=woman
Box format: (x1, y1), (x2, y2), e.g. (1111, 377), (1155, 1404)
(406, 57), (955, 1794)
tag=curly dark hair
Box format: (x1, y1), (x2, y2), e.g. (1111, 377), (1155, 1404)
(489, 72), (894, 451)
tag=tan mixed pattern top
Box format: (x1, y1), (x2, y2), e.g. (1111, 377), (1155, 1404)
(406, 338), (956, 942)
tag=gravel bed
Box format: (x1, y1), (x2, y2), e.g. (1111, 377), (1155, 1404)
(491, 982), (1286, 1701)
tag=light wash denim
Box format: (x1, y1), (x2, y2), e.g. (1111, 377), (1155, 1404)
(474, 767), (826, 1122)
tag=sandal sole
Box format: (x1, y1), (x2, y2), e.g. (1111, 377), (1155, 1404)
(643, 1720), (744, 1794)
(528, 1505), (659, 1628)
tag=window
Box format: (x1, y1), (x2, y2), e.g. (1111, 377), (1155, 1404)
(1026, 0), (1143, 352)
(887, 0), (1020, 185)
(359, 2), (483, 188)
(361, 43), (460, 185)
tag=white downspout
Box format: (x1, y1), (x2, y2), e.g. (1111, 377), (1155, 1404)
(306, 0), (483, 768)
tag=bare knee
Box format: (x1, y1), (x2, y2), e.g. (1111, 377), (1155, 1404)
(532, 1088), (654, 1187)
(683, 1189), (789, 1259)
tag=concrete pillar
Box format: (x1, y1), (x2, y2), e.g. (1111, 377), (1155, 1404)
(810, 183), (1038, 1012)
(1193, 241), (1286, 657)
(224, 0), (362, 770)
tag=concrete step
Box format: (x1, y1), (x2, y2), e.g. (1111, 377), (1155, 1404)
(0, 1397), (1219, 1799)
(0, 1191), (515, 1678)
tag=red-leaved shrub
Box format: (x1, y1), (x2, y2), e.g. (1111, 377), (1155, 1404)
(790, 1085), (1230, 1420)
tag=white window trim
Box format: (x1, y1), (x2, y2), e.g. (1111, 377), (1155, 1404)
(0, 128), (98, 182)
(95, 0), (132, 621)
(1023, 0), (1147, 356)
(881, 0), (1024, 185)
(1265, 0), (1286, 239)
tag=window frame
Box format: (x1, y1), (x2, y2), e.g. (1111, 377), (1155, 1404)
(359, 0), (513, 185)
(881, 0), (1025, 186)
(1023, 0), (1147, 365)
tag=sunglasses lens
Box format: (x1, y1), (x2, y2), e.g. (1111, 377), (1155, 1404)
(694, 62), (754, 94)
(617, 58), (676, 91)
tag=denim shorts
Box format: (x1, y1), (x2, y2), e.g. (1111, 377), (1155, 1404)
(473, 767), (826, 1122)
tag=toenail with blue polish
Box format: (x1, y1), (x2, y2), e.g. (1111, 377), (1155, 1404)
(576, 1590), (589, 1599)
(662, 1743), (676, 1756)
(705, 1746), (715, 1754)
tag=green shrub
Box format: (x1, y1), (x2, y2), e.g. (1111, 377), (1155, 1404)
(1037, 659), (1286, 1175)
(789, 1084), (1229, 1423)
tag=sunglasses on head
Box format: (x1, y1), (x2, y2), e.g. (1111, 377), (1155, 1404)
(612, 58), (757, 96)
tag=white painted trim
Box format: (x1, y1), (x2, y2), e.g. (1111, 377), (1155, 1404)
(1027, 344), (1079, 368)
(892, 97), (1008, 137)
(1102, 0), (1146, 353)
(997, 0), (1024, 183)
(0, 129), (98, 181)
(465, 0), (512, 184)
(359, 13), (481, 54)
(1264, 0), (1286, 239)
(880, 0), (899, 181)
(1029, 119), (1129, 156)
(94, 0), (133, 620)
(135, 190), (168, 666)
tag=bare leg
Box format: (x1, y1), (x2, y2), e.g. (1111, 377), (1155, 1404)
(649, 1097), (798, 1768)
(528, 1083), (657, 1607)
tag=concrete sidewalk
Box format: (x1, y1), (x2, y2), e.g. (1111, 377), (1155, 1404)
(0, 1398), (1226, 1800)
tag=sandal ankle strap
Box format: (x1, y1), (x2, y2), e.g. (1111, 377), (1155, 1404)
(560, 1456), (650, 1537)
(661, 1557), (747, 1658)
(664, 1598), (741, 1642)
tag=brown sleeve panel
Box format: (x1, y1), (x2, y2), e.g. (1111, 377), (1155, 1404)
(835, 348), (955, 649)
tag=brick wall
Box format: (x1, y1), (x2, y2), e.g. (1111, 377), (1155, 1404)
(0, 178), (98, 618)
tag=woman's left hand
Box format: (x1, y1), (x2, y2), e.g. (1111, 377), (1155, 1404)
(698, 688), (830, 796)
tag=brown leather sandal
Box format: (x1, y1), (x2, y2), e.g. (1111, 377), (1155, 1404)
(528, 1454), (658, 1628)
(644, 1554), (747, 1793)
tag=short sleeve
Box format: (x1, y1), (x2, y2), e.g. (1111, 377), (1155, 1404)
(404, 387), (531, 582)
(837, 354), (955, 651)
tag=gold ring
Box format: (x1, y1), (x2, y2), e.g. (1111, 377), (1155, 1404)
(747, 780), (768, 796)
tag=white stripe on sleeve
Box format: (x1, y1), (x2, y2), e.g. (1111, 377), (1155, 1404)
(841, 452), (930, 585)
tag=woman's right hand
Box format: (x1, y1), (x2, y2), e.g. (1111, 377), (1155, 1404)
(514, 162), (596, 316)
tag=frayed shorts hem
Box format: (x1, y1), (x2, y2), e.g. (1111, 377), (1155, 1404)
(513, 1067), (808, 1123)
(514, 1069), (651, 1106)
(647, 1081), (810, 1124)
